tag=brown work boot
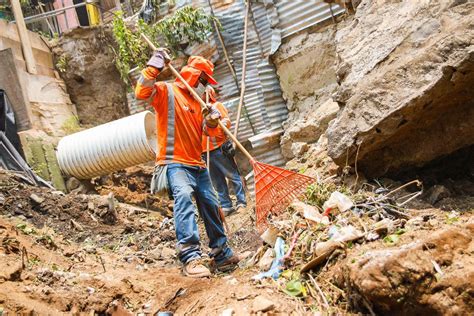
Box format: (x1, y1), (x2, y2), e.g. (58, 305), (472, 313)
(235, 204), (246, 213)
(183, 259), (211, 278)
(213, 255), (240, 273)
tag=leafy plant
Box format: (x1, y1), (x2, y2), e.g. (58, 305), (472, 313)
(56, 54), (69, 73)
(111, 6), (219, 84)
(16, 223), (37, 235)
(155, 6), (218, 51)
(283, 279), (307, 297)
(383, 228), (405, 246)
(112, 11), (150, 83)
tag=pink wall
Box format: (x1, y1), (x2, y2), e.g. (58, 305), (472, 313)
(53, 0), (80, 33)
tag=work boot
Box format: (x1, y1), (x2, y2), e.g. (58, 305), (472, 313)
(222, 207), (236, 217)
(183, 259), (211, 278)
(213, 254), (240, 273)
(235, 204), (246, 213)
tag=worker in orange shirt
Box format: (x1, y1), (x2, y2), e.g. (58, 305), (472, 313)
(202, 87), (247, 216)
(135, 49), (239, 278)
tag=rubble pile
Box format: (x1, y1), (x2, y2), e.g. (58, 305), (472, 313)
(243, 179), (473, 314)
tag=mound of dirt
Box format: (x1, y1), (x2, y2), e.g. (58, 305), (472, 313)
(1, 168), (300, 314)
(93, 165), (172, 217)
(330, 216), (474, 315)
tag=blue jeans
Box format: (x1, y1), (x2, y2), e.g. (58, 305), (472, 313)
(203, 148), (246, 209)
(166, 163), (233, 264)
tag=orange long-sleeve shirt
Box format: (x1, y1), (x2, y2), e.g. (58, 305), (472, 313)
(135, 66), (207, 167)
(202, 102), (231, 152)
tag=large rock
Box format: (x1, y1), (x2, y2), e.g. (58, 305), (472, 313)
(327, 0), (474, 177)
(52, 27), (129, 126)
(280, 98), (339, 159)
(338, 224), (474, 315)
(273, 24), (341, 160)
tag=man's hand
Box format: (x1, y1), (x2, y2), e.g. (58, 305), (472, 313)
(203, 106), (221, 128)
(147, 48), (171, 71)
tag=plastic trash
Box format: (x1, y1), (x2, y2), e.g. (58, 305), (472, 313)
(323, 191), (354, 214)
(291, 200), (329, 225)
(327, 225), (362, 242)
(253, 237), (286, 280)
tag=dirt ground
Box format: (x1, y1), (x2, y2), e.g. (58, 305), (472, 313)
(0, 169), (301, 315)
(1, 167), (473, 315)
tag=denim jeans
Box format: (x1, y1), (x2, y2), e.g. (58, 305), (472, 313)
(166, 163), (233, 264)
(203, 148), (246, 209)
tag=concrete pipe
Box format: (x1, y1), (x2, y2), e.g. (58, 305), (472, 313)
(57, 111), (157, 179)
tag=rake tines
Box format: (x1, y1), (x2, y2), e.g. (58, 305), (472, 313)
(253, 161), (315, 229)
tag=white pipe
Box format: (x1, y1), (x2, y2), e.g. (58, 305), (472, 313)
(57, 111), (157, 179)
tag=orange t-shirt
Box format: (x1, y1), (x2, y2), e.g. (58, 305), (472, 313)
(202, 102), (231, 152)
(135, 66), (206, 167)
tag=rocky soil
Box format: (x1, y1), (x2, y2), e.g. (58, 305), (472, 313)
(0, 169), (300, 315)
(51, 27), (130, 127)
(1, 167), (473, 314)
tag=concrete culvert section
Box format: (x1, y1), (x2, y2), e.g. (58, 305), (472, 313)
(57, 111), (157, 179)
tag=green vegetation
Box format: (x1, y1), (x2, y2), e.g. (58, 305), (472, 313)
(60, 115), (81, 135)
(55, 54), (69, 73)
(111, 6), (219, 84)
(154, 5), (218, 51)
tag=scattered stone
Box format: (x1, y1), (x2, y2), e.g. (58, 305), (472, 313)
(260, 226), (279, 247)
(425, 185), (451, 205)
(51, 191), (65, 197)
(66, 177), (81, 192)
(29, 193), (44, 205)
(252, 295), (275, 313)
(337, 225), (474, 314)
(258, 248), (274, 271)
(0, 193), (5, 205)
(161, 247), (176, 260)
(220, 308), (234, 316)
(86, 287), (95, 294)
(83, 245), (97, 254)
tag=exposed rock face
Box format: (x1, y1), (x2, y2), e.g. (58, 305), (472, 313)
(52, 27), (129, 126)
(338, 224), (474, 315)
(273, 24), (341, 162)
(326, 0), (474, 177)
(280, 98), (339, 159)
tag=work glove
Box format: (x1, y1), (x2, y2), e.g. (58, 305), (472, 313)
(147, 48), (171, 71)
(203, 105), (221, 128)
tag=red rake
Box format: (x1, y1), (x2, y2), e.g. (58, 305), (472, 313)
(253, 161), (315, 228)
(142, 34), (316, 229)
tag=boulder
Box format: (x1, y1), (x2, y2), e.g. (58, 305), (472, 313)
(337, 224), (474, 314)
(327, 0), (474, 177)
(281, 98), (339, 159)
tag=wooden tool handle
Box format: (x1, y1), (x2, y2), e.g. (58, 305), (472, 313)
(141, 33), (255, 163)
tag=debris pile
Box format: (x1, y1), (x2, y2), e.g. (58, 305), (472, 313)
(93, 165), (172, 217)
(242, 179), (473, 314)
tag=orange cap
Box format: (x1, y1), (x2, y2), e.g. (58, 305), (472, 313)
(187, 56), (218, 85)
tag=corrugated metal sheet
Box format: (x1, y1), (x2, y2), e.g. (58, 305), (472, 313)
(274, 0), (345, 39)
(126, 0), (345, 173)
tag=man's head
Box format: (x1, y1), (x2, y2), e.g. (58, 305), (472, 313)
(187, 56), (218, 88)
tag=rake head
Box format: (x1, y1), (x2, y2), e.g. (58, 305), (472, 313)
(252, 160), (315, 229)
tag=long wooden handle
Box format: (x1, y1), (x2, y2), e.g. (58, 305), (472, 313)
(141, 33), (255, 163)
